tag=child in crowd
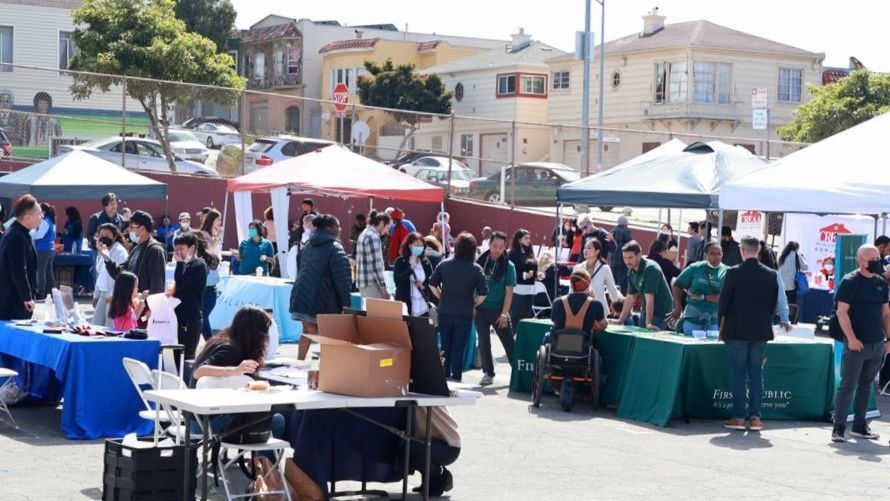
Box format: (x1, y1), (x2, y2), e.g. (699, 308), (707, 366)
(109, 271), (145, 331)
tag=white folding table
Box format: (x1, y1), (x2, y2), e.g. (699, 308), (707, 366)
(144, 385), (481, 500)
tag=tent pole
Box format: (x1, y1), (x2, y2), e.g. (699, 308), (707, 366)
(369, 196), (374, 213)
(883, 213), (887, 236)
(874, 215), (879, 241)
(221, 191), (229, 249)
(555, 204), (561, 295)
(717, 210), (724, 240)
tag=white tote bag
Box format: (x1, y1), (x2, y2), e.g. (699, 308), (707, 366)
(145, 293), (180, 345)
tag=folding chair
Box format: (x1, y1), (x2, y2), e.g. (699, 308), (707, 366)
(196, 376), (291, 501)
(532, 281), (553, 319)
(0, 368), (19, 430)
(158, 344), (186, 389)
(123, 357), (172, 444)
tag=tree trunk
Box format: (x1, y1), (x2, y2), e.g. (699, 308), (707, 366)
(158, 93), (177, 173)
(394, 122), (418, 159)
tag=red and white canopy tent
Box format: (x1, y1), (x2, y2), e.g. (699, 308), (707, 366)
(225, 145), (444, 277)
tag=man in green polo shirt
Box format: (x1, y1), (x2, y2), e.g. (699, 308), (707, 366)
(613, 240), (673, 329)
(474, 231), (517, 386)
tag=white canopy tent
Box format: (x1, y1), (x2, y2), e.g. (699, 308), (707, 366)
(721, 112), (890, 215)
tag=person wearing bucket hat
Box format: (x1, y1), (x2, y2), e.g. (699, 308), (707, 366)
(550, 268), (606, 334)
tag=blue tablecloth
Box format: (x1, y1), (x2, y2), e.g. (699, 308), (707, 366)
(53, 251), (94, 291)
(798, 288), (833, 324)
(209, 275), (301, 343)
(0, 321), (159, 439)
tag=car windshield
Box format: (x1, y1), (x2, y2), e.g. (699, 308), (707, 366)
(169, 131), (198, 142)
(449, 169), (472, 181)
(248, 140), (275, 153)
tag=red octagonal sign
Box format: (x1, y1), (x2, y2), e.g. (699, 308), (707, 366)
(332, 82), (349, 112)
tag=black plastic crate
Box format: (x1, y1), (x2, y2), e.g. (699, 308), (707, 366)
(102, 437), (185, 501)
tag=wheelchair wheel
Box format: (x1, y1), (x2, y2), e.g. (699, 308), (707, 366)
(590, 349), (603, 411)
(560, 380), (576, 412)
(532, 345), (547, 408)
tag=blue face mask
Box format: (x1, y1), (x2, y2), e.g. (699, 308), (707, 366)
(249, 228), (259, 239)
(410, 246), (424, 257)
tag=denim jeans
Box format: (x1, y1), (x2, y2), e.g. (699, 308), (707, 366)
(833, 341), (884, 428)
(725, 340), (767, 420)
(474, 307), (515, 377)
(201, 288), (217, 340)
(438, 313), (472, 381)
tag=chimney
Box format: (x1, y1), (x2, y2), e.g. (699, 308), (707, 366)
(641, 7), (665, 37)
(511, 27), (532, 47)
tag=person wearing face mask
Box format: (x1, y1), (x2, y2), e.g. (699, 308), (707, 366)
(474, 230), (516, 386)
(669, 241), (728, 334)
(831, 244), (890, 443)
(171, 232), (210, 359)
(101, 210), (167, 295)
(238, 221), (274, 276)
(0, 195), (41, 320)
(173, 212), (191, 240)
(92, 223), (128, 326)
(393, 232), (433, 316)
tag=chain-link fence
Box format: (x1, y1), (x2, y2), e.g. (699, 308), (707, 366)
(0, 61), (806, 241)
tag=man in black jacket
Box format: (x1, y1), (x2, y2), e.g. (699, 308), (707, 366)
(718, 236), (779, 432)
(101, 210), (167, 295)
(720, 226), (743, 267)
(0, 195), (41, 320)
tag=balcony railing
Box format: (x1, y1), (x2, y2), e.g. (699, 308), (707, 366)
(640, 100), (744, 121)
(247, 72), (302, 90)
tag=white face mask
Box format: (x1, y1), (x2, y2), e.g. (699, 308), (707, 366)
(824, 264), (834, 272)
(129, 231), (139, 243)
(706, 261), (721, 269)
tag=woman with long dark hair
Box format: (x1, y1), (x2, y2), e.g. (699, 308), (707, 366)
(778, 241), (808, 309)
(507, 229), (538, 328)
(172, 232), (208, 359)
(191, 305), (271, 385)
(474, 230), (516, 386)
(575, 238), (624, 317)
(199, 208), (223, 255)
(429, 232), (487, 382)
(33, 202), (57, 298)
(197, 233), (221, 340)
(92, 223), (128, 326)
(393, 232), (433, 316)
(60, 206), (83, 253)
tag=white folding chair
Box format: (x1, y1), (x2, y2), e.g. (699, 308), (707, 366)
(196, 375), (290, 501)
(158, 344), (186, 388)
(0, 368), (19, 430)
(532, 281), (553, 319)
(122, 357), (170, 444)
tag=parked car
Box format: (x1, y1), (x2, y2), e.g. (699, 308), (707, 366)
(413, 166), (474, 196)
(151, 130), (210, 162)
(384, 149), (437, 167)
(0, 129), (10, 158)
(181, 116), (240, 132)
(58, 137), (219, 177)
(468, 162), (580, 205)
(398, 156), (470, 176)
(187, 122), (241, 149)
(244, 135), (335, 171)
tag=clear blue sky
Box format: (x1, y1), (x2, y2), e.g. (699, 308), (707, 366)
(231, 0), (888, 71)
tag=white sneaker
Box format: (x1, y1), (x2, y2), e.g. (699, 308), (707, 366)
(479, 374), (494, 386)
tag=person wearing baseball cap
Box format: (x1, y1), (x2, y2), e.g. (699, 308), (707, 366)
(550, 268), (606, 334)
(101, 210), (167, 295)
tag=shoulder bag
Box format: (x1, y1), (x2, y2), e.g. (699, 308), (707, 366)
(794, 253), (810, 295)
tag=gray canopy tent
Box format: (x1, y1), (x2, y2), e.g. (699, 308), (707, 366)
(0, 150), (168, 200)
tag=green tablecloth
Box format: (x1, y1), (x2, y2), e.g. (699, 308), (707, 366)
(510, 319), (836, 427)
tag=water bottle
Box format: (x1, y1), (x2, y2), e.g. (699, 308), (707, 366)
(255, 266), (263, 277)
(219, 261), (230, 277)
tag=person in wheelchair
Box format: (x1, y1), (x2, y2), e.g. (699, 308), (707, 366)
(549, 269), (606, 337)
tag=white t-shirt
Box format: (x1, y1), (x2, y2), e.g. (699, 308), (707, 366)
(574, 261), (624, 316)
(410, 262), (429, 316)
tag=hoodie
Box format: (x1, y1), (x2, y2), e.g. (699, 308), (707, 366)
(289, 229), (352, 319)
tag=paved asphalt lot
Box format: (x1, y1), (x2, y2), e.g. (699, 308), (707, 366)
(2, 333), (890, 501)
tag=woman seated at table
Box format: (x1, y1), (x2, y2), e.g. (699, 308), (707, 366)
(238, 220), (274, 276)
(550, 269), (606, 335)
(668, 241), (727, 335)
(189, 306), (284, 438)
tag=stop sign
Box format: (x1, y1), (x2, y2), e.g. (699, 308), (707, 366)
(332, 82), (349, 112)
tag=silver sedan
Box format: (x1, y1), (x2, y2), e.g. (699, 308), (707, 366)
(58, 137), (219, 177)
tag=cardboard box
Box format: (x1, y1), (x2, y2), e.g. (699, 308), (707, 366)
(305, 299), (412, 397)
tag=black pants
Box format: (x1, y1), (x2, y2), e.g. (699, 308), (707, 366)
(509, 294), (535, 328)
(409, 439), (460, 478)
(474, 307), (515, 376)
(178, 315), (202, 360)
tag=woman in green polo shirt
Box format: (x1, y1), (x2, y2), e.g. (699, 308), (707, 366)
(669, 241), (728, 334)
(474, 231), (516, 386)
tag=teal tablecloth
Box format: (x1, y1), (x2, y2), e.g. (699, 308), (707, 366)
(209, 275), (301, 342)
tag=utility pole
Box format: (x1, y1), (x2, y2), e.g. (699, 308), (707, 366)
(580, 0), (592, 177)
(596, 0), (605, 172)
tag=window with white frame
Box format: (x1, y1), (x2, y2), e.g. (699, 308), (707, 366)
(654, 63), (666, 103)
(460, 133), (474, 156)
(552, 70), (570, 90)
(497, 74), (516, 95)
(778, 67), (802, 103)
(287, 47), (300, 75)
(0, 26), (12, 72)
(273, 50), (284, 75)
(59, 31), (77, 70)
(331, 67), (364, 93)
(520, 75), (546, 95)
(692, 62), (731, 104)
(253, 52), (265, 80)
(669, 62), (687, 103)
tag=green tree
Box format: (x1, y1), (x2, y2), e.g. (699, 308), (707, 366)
(778, 70), (890, 143)
(69, 0), (245, 171)
(174, 0), (237, 52)
(357, 59), (452, 154)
